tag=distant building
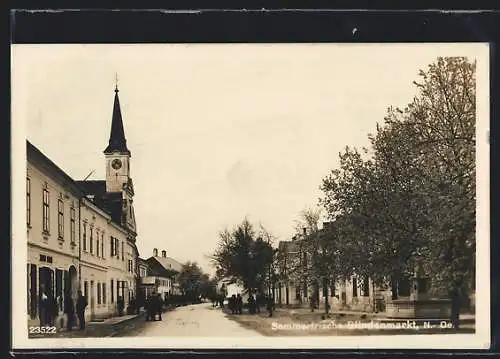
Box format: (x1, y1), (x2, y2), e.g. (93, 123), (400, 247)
(144, 249), (183, 299)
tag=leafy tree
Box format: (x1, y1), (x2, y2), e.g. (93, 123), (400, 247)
(178, 261), (206, 302)
(210, 218), (274, 294)
(319, 57), (476, 328)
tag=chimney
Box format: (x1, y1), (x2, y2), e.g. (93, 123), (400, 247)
(153, 248), (158, 257)
(162, 250), (166, 258)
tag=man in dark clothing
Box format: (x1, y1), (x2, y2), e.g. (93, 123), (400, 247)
(145, 295), (151, 321)
(157, 293), (163, 321)
(76, 290), (88, 330)
(149, 292), (158, 320)
(236, 294), (243, 314)
(39, 290), (48, 326)
(230, 295), (236, 314)
(64, 293), (75, 331)
(47, 293), (58, 326)
(267, 295), (275, 317)
(248, 295), (256, 314)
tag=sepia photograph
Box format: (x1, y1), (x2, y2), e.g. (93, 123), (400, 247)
(11, 43), (489, 349)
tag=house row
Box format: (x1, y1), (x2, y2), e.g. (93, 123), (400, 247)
(273, 223), (475, 318)
(27, 85), (139, 324)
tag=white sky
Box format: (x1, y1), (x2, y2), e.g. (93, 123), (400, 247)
(12, 43), (486, 276)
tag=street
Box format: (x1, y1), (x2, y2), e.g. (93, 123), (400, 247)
(117, 302), (263, 337)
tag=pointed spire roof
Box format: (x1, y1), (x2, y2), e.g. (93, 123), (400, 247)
(104, 84), (130, 155)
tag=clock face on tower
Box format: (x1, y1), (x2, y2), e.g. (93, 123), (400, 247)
(111, 158), (122, 170)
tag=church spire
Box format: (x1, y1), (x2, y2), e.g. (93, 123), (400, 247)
(104, 78), (130, 155)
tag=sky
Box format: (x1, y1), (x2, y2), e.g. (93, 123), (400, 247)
(12, 43), (486, 276)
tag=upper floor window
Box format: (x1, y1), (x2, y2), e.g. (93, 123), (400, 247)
(90, 227), (94, 254)
(121, 241), (124, 261)
(101, 233), (105, 258)
(42, 189), (50, 233)
(26, 177), (31, 226)
(110, 236), (115, 257)
(83, 223), (87, 251)
(96, 230), (100, 257)
(57, 199), (64, 239)
(70, 208), (76, 244)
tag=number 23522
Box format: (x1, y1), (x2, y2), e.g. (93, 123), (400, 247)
(29, 326), (57, 334)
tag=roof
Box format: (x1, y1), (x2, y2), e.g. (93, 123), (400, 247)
(104, 87), (130, 155)
(151, 255), (183, 272)
(76, 180), (124, 225)
(27, 140), (84, 196)
(278, 240), (300, 254)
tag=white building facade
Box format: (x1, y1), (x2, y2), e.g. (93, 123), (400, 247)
(27, 84), (140, 325)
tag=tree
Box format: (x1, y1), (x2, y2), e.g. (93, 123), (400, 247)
(178, 261), (205, 302)
(319, 57), (476, 328)
(210, 218), (275, 295)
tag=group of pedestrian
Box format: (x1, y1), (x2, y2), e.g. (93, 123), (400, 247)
(145, 292), (164, 321)
(248, 294), (275, 317)
(39, 289), (88, 332)
(228, 294), (243, 314)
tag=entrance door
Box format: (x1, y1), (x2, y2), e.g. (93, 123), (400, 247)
(341, 291), (347, 306)
(29, 264), (37, 319)
(38, 267), (54, 325)
(90, 281), (95, 320)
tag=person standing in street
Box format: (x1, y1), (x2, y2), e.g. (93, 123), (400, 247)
(39, 289), (48, 326)
(236, 293), (243, 314)
(64, 293), (75, 332)
(157, 293), (163, 321)
(76, 290), (88, 330)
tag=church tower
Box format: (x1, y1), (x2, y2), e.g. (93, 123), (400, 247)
(104, 81), (137, 233)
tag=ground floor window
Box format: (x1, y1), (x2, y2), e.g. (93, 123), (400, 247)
(103, 283), (106, 304)
(362, 276), (370, 297)
(97, 283), (101, 305)
(398, 276), (411, 297)
(84, 281), (88, 299)
(111, 279), (114, 303)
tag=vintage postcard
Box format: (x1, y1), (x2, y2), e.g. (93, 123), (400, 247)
(11, 43), (490, 349)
